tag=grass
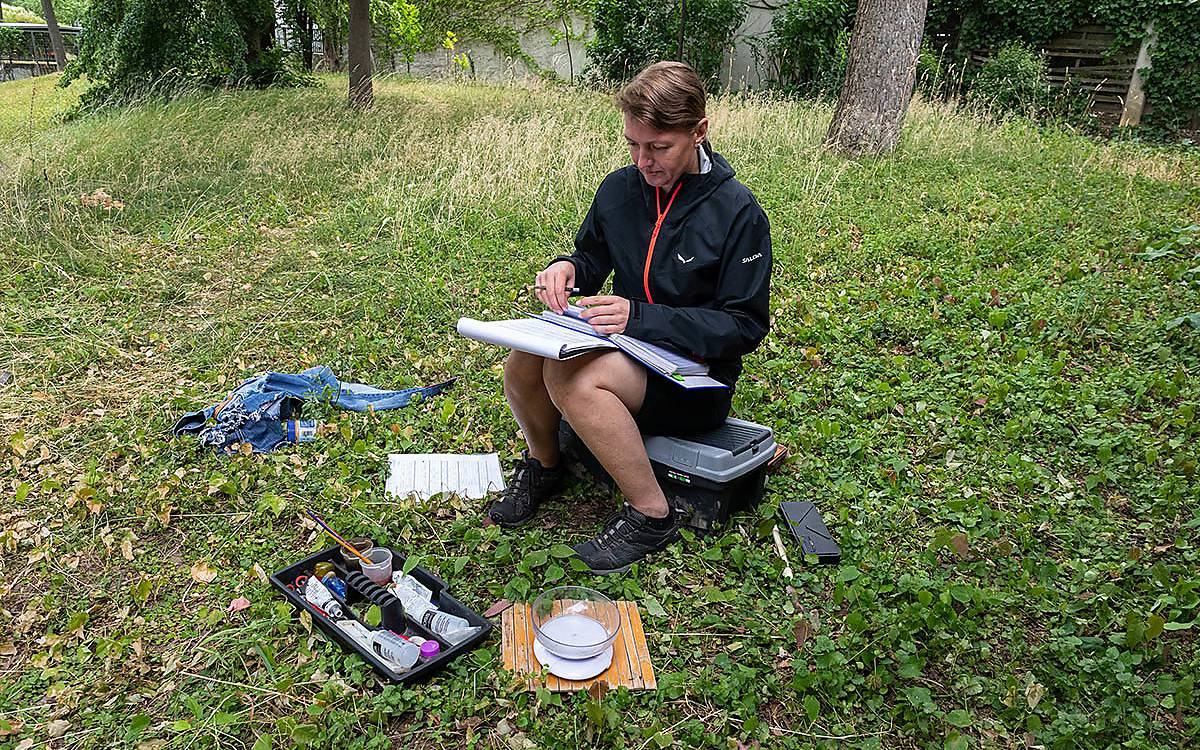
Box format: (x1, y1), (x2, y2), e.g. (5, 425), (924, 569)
(1, 73), (1198, 749)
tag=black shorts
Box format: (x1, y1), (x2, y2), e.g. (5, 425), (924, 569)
(634, 376), (732, 436)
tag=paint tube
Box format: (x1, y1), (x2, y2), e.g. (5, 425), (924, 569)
(303, 575), (344, 618)
(442, 625), (483, 646)
(391, 572), (433, 602)
(335, 619), (374, 651)
(391, 585), (471, 637)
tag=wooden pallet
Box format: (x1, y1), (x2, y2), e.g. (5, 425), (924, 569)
(501, 600), (656, 692)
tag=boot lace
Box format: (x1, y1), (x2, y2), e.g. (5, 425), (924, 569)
(499, 459), (535, 514)
(594, 512), (637, 550)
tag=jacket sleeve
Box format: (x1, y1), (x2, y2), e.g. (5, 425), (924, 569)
(548, 184), (614, 295)
(624, 201), (771, 360)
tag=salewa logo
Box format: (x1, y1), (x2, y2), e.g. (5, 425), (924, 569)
(676, 253), (694, 264)
(741, 253), (763, 264)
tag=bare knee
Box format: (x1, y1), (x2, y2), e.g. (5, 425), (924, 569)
(504, 351), (547, 399)
(543, 358), (616, 415)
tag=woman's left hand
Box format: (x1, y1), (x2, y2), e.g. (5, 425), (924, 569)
(578, 295), (631, 335)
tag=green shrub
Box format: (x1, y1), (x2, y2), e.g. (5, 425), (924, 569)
(59, 0), (307, 113)
(968, 42), (1050, 116)
(0, 26), (25, 58)
(584, 0), (747, 90)
(1, 2), (43, 23)
(766, 0), (854, 95)
(928, 0), (1199, 136)
(967, 41), (1095, 130)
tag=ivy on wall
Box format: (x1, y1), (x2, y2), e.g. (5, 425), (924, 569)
(381, 0), (592, 76)
(774, 0), (1198, 132)
(939, 0), (1199, 132)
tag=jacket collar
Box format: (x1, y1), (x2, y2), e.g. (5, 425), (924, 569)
(638, 141), (734, 214)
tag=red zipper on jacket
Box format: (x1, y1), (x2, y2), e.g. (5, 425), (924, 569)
(643, 181), (683, 305)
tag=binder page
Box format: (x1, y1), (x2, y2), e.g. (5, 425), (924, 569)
(537, 308), (707, 376)
(457, 317), (615, 360)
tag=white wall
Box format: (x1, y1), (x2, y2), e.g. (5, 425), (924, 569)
(387, 15), (588, 82)
(374, 8), (781, 90)
(724, 4), (777, 89)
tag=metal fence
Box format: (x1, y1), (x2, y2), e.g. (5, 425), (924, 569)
(0, 22), (82, 81)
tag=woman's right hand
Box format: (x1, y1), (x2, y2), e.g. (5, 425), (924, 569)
(536, 261), (576, 314)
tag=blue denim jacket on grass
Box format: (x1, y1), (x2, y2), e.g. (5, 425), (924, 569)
(173, 366), (454, 454)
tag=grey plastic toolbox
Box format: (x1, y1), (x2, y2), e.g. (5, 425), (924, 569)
(562, 417), (776, 531)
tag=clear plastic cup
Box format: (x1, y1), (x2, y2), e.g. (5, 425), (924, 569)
(359, 547), (393, 584)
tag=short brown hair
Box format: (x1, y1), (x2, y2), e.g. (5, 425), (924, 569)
(615, 61), (706, 133)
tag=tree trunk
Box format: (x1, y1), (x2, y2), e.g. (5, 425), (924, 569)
(293, 6), (314, 72)
(677, 0), (686, 62)
(40, 0), (67, 72)
(304, 15), (314, 71)
(826, 0), (928, 157)
(347, 0), (373, 109)
(245, 28), (263, 69)
(1120, 22), (1156, 128)
(322, 35), (342, 72)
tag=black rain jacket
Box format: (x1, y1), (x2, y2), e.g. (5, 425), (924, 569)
(553, 143), (772, 386)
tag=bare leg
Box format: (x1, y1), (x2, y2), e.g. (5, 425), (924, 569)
(543, 352), (669, 518)
(503, 350), (562, 467)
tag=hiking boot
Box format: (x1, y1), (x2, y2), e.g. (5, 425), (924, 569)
(486, 451), (565, 528)
(572, 504), (680, 575)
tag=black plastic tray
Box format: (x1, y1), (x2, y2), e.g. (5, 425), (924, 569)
(270, 544), (493, 683)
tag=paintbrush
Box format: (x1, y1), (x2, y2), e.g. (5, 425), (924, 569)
(307, 510), (373, 565)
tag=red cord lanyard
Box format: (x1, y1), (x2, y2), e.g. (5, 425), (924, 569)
(643, 182), (683, 304)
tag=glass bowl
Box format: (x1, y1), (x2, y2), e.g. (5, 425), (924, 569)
(531, 586), (621, 660)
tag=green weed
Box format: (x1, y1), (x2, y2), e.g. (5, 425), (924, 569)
(1, 74), (1198, 749)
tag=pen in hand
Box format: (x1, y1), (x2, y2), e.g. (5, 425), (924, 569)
(527, 285), (582, 294)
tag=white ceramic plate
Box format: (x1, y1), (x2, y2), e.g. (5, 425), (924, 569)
(532, 639), (614, 681)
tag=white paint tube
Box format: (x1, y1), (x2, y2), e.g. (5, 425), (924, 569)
(392, 585), (471, 637)
(442, 625), (484, 646)
(335, 619), (374, 651)
(391, 572), (433, 602)
(303, 576), (344, 618)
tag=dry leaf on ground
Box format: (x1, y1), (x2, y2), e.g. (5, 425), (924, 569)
(46, 719), (70, 738)
(79, 188), (126, 210)
(190, 561), (218, 584)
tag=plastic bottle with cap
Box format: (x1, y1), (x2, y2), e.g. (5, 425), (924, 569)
(321, 572), (347, 599)
(370, 630), (420, 669)
(281, 419), (319, 443)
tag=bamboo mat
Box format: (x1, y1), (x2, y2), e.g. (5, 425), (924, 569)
(501, 600), (656, 692)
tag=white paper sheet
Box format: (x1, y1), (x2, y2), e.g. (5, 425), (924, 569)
(457, 316), (616, 360)
(385, 453), (506, 500)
